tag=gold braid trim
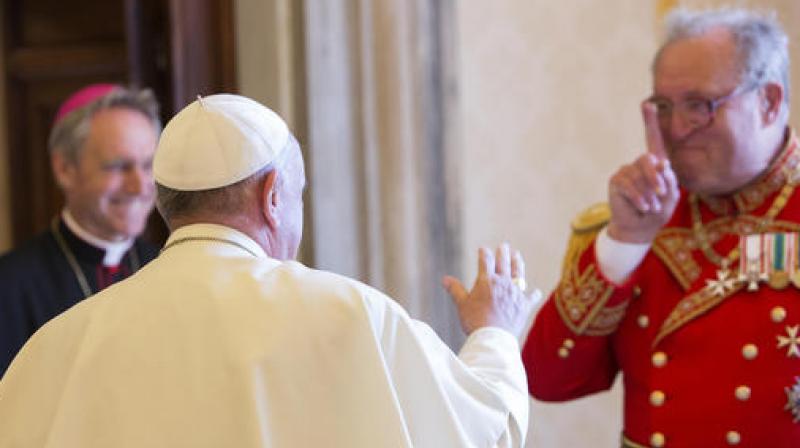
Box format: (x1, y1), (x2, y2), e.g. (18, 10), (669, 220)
(650, 228), (700, 291)
(585, 299), (630, 336)
(654, 279), (745, 347)
(555, 265), (617, 335)
(554, 203), (622, 336)
(621, 435), (648, 448)
(651, 216), (800, 346)
(649, 219), (800, 293)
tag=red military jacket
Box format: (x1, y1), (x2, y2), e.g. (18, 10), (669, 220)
(522, 130), (800, 448)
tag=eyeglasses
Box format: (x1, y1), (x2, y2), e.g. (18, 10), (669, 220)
(648, 84), (758, 130)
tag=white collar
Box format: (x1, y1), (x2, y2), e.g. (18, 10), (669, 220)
(164, 223), (268, 259)
(62, 209), (135, 267)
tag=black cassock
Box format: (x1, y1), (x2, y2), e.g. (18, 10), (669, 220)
(0, 218), (158, 376)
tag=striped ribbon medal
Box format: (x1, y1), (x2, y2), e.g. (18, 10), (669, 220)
(740, 233), (800, 291)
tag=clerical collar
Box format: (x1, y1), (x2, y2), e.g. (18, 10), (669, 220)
(61, 209), (134, 266)
(698, 128), (800, 216)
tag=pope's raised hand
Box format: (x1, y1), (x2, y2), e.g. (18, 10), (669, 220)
(442, 244), (542, 338)
(607, 101), (681, 244)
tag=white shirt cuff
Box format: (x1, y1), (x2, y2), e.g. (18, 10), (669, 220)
(594, 228), (650, 285)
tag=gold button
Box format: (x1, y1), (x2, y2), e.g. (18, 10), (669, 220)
(563, 338), (575, 349)
(771, 306), (787, 323)
(652, 351), (668, 368)
(558, 347), (569, 358)
(638, 315), (649, 328)
(633, 286), (642, 297)
(650, 390), (666, 407)
(726, 430), (741, 445)
(742, 344), (758, 360)
(650, 432), (665, 447)
(735, 386), (751, 401)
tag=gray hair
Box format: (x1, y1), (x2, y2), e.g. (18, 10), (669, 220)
(655, 7), (790, 115)
(48, 86), (161, 163)
(155, 136), (298, 223)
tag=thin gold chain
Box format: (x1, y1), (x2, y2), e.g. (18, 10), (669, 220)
(690, 180), (796, 267)
(50, 217), (142, 299)
(51, 218), (91, 297)
(161, 236), (259, 258)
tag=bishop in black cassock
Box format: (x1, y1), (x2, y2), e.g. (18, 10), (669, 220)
(0, 83), (162, 377)
(0, 217), (158, 375)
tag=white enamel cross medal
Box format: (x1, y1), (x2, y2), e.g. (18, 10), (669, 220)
(706, 259), (738, 297)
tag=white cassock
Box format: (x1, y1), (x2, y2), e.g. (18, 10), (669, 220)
(0, 224), (528, 448)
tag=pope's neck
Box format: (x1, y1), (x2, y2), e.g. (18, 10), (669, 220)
(167, 214), (277, 259)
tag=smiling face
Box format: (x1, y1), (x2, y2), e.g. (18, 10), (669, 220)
(53, 107), (158, 241)
(653, 28), (777, 196)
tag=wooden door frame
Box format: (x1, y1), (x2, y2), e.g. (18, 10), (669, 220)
(2, 0), (237, 246)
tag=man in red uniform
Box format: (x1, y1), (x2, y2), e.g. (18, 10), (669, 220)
(522, 8), (800, 447)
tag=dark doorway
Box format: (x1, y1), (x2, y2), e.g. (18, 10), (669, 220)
(3, 0), (236, 247)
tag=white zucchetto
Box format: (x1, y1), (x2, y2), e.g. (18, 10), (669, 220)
(154, 94), (289, 191)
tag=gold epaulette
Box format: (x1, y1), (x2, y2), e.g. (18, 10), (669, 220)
(570, 202), (610, 234)
(556, 202), (621, 336)
(562, 203), (610, 276)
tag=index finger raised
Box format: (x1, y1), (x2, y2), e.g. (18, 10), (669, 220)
(641, 100), (668, 161)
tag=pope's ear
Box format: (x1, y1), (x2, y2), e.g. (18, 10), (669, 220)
(50, 150), (76, 190)
(260, 169), (280, 230)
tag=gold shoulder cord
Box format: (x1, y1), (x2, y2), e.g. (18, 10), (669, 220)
(50, 217), (142, 299)
(562, 203), (610, 275)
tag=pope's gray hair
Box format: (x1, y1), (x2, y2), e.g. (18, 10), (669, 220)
(654, 7), (790, 118)
(48, 86), (161, 163)
(155, 136), (298, 224)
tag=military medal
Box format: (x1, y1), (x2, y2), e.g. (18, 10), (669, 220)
(765, 233), (797, 289)
(785, 376), (800, 423)
(691, 186), (797, 296)
(740, 234), (764, 291)
(691, 195), (743, 297)
(768, 233), (792, 290)
(705, 260), (738, 297)
(791, 231), (800, 289)
(777, 325), (800, 359)
(771, 271), (791, 289)
(738, 232), (800, 291)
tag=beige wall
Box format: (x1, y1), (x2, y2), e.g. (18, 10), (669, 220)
(457, 2), (656, 446)
(235, 0), (304, 129)
(457, 1), (800, 447)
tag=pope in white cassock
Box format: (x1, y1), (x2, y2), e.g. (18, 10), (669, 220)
(0, 94), (539, 448)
